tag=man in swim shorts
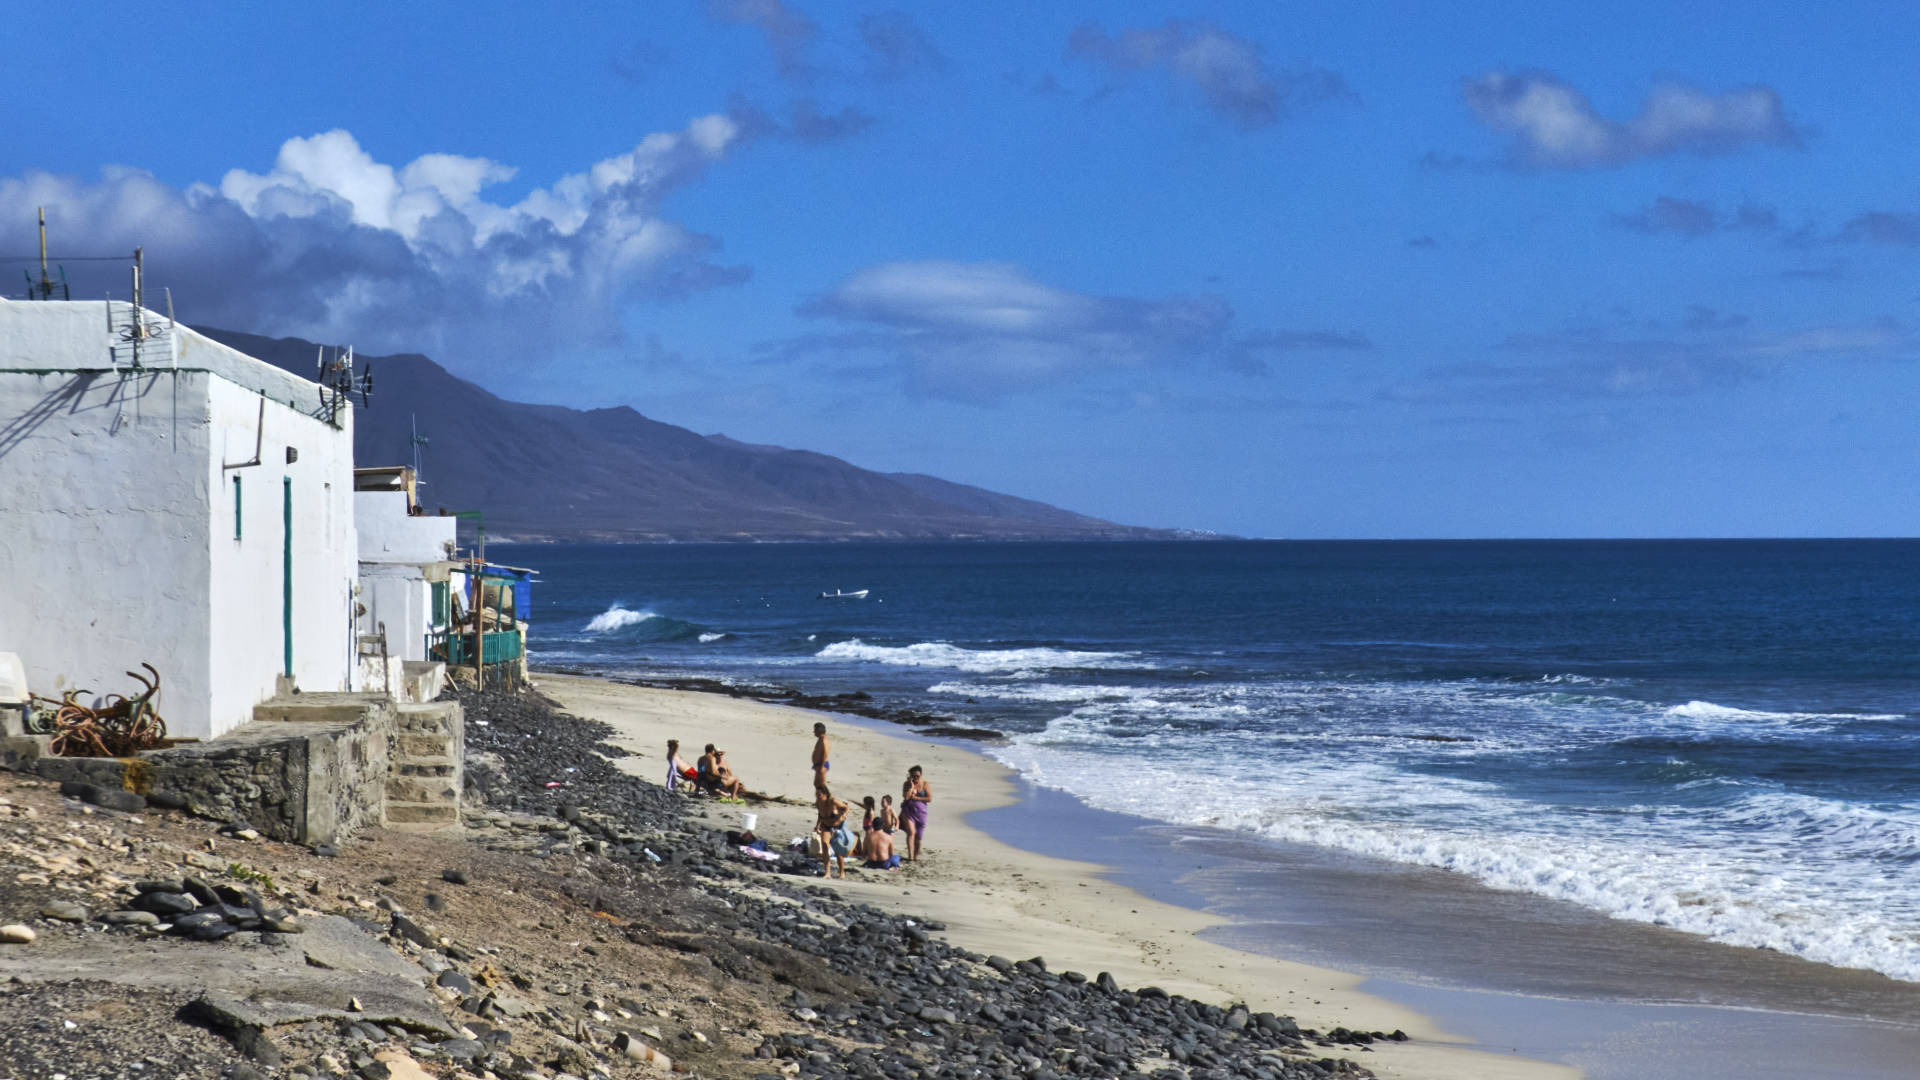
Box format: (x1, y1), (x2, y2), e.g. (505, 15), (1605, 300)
(863, 816), (899, 870)
(811, 721), (831, 792)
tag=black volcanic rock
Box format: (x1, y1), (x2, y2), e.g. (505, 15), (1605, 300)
(195, 327), (1182, 542)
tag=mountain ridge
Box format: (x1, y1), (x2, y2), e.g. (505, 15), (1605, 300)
(194, 327), (1189, 542)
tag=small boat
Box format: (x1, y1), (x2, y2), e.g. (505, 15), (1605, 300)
(819, 588), (869, 599)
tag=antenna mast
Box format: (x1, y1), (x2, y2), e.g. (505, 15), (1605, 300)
(409, 413), (430, 480)
(27, 208), (69, 300)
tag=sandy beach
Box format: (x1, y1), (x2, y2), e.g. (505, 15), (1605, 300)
(536, 672), (1573, 1080)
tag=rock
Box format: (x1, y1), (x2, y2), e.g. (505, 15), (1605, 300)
(1224, 1006), (1250, 1030)
(0, 923), (35, 944)
(170, 912), (227, 935)
(191, 919), (238, 941)
(423, 893), (445, 913)
(311, 844), (340, 857)
(146, 790), (187, 810)
(792, 1007), (818, 1022)
(391, 913), (436, 948)
(437, 1038), (484, 1061)
(986, 955), (1015, 973)
(39, 901), (89, 922)
(917, 1006), (958, 1025)
(131, 891), (197, 916)
(487, 994), (533, 1018)
(85, 786), (147, 812)
(101, 910), (161, 926)
(441, 869), (469, 885)
(183, 876), (221, 906)
(135, 878), (187, 894)
(435, 970), (473, 994)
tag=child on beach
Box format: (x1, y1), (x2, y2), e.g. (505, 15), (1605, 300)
(879, 793), (898, 833)
(900, 765), (931, 862)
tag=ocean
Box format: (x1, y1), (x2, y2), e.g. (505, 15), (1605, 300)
(509, 539), (1920, 984)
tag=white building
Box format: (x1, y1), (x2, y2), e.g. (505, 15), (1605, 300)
(0, 298), (359, 740)
(354, 465), (456, 672)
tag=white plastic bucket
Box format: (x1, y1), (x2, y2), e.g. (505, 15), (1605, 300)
(742, 812), (758, 832)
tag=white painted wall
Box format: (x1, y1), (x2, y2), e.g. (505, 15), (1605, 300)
(0, 299), (358, 738)
(355, 489), (455, 663)
(203, 374), (358, 726)
(358, 566), (434, 663)
(356, 489), (456, 566)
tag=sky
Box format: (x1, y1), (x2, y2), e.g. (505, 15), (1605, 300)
(4, 1), (1919, 538)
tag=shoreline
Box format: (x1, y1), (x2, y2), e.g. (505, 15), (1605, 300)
(538, 670), (1920, 1080)
(537, 671), (1571, 1080)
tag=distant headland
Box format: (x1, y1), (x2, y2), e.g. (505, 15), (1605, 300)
(199, 328), (1210, 543)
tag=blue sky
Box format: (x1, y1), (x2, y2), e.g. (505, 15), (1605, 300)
(6, 1), (1919, 537)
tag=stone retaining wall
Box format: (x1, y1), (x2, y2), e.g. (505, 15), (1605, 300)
(10, 693), (463, 847)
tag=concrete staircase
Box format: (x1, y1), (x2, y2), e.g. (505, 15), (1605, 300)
(384, 701), (464, 831)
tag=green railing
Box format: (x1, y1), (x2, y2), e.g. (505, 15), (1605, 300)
(431, 630), (524, 666)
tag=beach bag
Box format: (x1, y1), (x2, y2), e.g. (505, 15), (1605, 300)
(806, 833), (826, 858)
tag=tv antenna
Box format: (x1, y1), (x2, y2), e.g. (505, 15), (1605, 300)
(408, 413), (430, 480)
(24, 208), (69, 300)
(315, 345), (373, 426)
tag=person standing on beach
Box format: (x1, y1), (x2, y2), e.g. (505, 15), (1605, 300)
(900, 765), (931, 862)
(814, 786), (854, 878)
(811, 721), (831, 792)
(879, 793), (899, 834)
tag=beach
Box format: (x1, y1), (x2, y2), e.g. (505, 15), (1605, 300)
(537, 672), (1573, 1080)
(537, 670), (1920, 1080)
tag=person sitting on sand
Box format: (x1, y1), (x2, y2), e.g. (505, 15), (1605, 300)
(862, 815), (900, 870)
(666, 739), (697, 792)
(708, 749), (750, 799)
(854, 795), (882, 859)
(811, 721), (831, 792)
(696, 744), (718, 790)
(900, 765), (931, 862)
(814, 786), (854, 879)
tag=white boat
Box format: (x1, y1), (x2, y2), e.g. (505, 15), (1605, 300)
(819, 588), (869, 599)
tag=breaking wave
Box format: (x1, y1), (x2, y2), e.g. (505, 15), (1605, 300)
(814, 639), (1142, 675)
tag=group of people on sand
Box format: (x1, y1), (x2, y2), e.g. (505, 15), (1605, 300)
(662, 722), (931, 879)
(663, 739), (767, 801)
(811, 721), (931, 879)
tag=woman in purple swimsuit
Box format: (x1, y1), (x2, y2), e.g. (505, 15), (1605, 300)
(900, 764), (931, 862)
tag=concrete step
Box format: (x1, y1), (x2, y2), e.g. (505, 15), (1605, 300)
(395, 734), (452, 757)
(394, 701), (460, 734)
(386, 775), (459, 804)
(386, 801), (461, 829)
(393, 760), (457, 779)
(254, 694), (393, 725)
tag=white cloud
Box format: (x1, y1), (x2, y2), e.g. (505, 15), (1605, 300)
(780, 260), (1367, 400)
(1, 117), (752, 372)
(1068, 19), (1345, 130)
(1462, 72), (1800, 169)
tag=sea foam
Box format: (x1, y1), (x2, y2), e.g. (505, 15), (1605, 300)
(815, 639), (1141, 675)
(585, 605), (658, 633)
